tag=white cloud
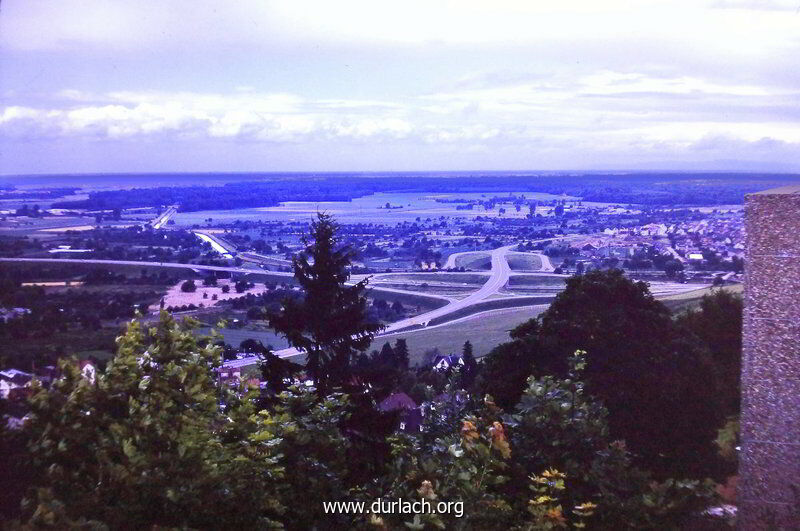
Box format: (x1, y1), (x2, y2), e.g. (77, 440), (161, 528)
(4, 67), (800, 152)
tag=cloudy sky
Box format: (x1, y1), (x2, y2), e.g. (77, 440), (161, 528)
(1, 0), (800, 174)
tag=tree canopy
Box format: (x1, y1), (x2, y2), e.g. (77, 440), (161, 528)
(477, 269), (725, 478)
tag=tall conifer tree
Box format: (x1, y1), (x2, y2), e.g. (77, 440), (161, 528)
(270, 212), (382, 390)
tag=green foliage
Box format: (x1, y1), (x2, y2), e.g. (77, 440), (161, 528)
(478, 269), (723, 479)
(20, 312), (285, 529)
(676, 288), (743, 418)
(507, 351), (716, 528)
(251, 387), (356, 530)
(372, 354), (715, 529)
(460, 341), (477, 388)
(473, 319), (541, 410)
(180, 279), (197, 292)
(378, 401), (515, 530)
(715, 417), (740, 463)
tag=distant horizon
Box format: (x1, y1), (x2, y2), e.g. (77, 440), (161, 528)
(4, 168), (800, 181)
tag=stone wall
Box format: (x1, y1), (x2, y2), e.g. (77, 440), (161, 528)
(740, 185), (800, 528)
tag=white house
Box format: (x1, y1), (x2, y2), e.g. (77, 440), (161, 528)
(0, 369), (33, 399)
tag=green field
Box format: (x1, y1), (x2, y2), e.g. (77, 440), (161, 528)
(507, 275), (568, 287)
(196, 326), (291, 351)
(455, 253), (491, 270)
(658, 283), (743, 313)
(506, 253), (543, 271)
(373, 272), (487, 284)
(373, 283), (476, 298)
(365, 305), (548, 366)
(368, 288), (449, 310)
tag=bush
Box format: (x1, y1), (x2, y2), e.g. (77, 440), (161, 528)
(180, 279), (196, 293)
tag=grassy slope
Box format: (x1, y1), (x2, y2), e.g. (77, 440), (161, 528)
(364, 305), (548, 366)
(507, 253), (543, 271)
(659, 283), (743, 313)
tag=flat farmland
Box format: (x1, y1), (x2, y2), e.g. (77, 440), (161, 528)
(504, 274), (567, 296)
(371, 272), (487, 284)
(0, 216), (98, 236)
(153, 279), (271, 312)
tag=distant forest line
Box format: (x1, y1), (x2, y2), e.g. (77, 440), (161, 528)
(27, 172), (799, 212)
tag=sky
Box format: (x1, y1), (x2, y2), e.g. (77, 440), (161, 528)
(1, 0), (800, 175)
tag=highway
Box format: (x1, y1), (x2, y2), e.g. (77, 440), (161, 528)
(194, 231), (234, 259)
(151, 206), (178, 229)
(0, 257), (450, 307)
(1, 246), (535, 357)
(443, 235), (575, 270)
(0, 257), (292, 276)
(268, 244), (520, 360)
(369, 244), (513, 333)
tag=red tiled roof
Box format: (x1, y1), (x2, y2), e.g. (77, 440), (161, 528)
(379, 392), (417, 412)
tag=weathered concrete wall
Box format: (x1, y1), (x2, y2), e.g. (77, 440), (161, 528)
(740, 185), (800, 528)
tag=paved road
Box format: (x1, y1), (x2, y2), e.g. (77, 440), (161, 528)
(381, 244), (515, 333)
(151, 206), (178, 229)
(0, 257), (292, 276)
(443, 235), (575, 270)
(537, 252), (555, 272)
(238, 251), (292, 268)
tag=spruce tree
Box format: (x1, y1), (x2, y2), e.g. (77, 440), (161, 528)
(461, 340), (477, 387)
(377, 341), (395, 365)
(393, 338), (410, 369)
(269, 212), (382, 390)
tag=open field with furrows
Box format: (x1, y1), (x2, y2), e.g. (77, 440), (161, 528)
(504, 275), (568, 296)
(369, 273), (486, 299)
(370, 273), (486, 299)
(426, 296), (554, 326)
(507, 275), (569, 286)
(368, 289), (449, 312)
(506, 253), (543, 271)
(646, 280), (711, 297)
(152, 279), (271, 312)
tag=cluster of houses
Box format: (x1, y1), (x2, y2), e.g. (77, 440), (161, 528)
(0, 307), (30, 322)
(0, 360), (97, 429)
(566, 215), (744, 272)
(217, 352), (467, 434)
